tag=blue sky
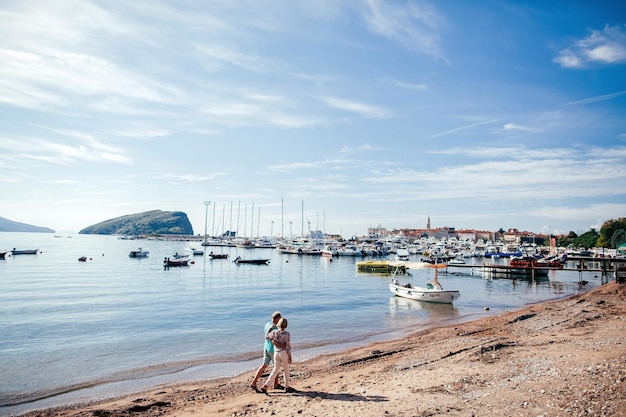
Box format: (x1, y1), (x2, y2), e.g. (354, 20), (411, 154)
(1, 1), (625, 238)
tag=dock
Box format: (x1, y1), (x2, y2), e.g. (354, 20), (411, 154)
(444, 257), (626, 281)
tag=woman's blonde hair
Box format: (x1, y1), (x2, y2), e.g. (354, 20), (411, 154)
(277, 317), (288, 329)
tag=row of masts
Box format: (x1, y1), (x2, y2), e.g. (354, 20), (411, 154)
(203, 200), (326, 243)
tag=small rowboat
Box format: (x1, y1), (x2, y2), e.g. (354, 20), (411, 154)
(209, 252), (229, 259)
(233, 256), (270, 265)
(164, 257), (193, 268)
(11, 248), (39, 255)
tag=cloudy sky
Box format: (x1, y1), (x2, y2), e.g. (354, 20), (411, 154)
(0, 1), (625, 238)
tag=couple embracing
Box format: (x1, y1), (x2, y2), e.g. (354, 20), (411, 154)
(250, 311), (296, 394)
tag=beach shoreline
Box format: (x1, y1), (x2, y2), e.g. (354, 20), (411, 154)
(18, 281), (626, 417)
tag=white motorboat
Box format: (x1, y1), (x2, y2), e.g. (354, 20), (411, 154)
(389, 281), (460, 304)
(187, 247), (204, 256)
(389, 262), (459, 304)
(128, 248), (149, 258)
(394, 247), (410, 261)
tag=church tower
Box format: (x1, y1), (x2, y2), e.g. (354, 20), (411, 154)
(427, 215), (431, 230)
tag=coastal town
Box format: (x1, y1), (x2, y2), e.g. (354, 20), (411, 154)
(116, 217), (626, 264)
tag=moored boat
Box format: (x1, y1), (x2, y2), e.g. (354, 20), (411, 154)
(163, 257), (192, 267)
(128, 248), (149, 258)
(209, 252), (229, 259)
(389, 281), (460, 304)
(395, 247), (410, 261)
(233, 256), (270, 265)
(508, 256), (550, 275)
(389, 263), (459, 304)
(335, 244), (365, 257)
(236, 240), (256, 249)
(356, 260), (407, 274)
(0, 250), (7, 259)
(479, 257), (550, 277)
(11, 248), (39, 255)
(187, 247), (204, 256)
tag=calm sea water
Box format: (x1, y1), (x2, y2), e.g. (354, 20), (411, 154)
(0, 232), (605, 416)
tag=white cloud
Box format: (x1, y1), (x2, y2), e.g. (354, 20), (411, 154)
(554, 24), (626, 68)
(268, 159), (354, 173)
(155, 172), (223, 182)
(0, 135), (130, 166)
(0, 48), (177, 112)
(502, 123), (534, 132)
(495, 123), (536, 133)
(390, 78), (428, 91)
(533, 203), (626, 223)
(362, 146), (626, 203)
(195, 44), (273, 72)
(321, 96), (391, 119)
(361, 0), (445, 60)
(357, 143), (387, 151)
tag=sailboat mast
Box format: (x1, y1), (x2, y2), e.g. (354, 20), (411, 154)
(221, 204), (225, 237)
(229, 201), (233, 238)
(203, 201), (210, 244)
(236, 200), (241, 237)
(250, 202), (254, 238)
(243, 203), (247, 238)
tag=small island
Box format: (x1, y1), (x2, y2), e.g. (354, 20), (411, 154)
(79, 210), (193, 236)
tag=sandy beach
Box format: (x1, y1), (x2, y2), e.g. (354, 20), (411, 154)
(23, 281), (625, 417)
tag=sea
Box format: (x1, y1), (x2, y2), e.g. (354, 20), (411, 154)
(0, 232), (607, 416)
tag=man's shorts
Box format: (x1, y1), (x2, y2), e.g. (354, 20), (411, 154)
(263, 349), (273, 366)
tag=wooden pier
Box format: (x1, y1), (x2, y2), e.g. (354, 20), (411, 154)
(445, 257), (626, 280)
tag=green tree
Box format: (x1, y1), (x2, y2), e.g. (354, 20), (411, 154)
(610, 229), (626, 249)
(572, 229), (599, 249)
(597, 217), (626, 248)
(557, 231), (579, 247)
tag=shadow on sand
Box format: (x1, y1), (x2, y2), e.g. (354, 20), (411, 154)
(263, 388), (387, 402)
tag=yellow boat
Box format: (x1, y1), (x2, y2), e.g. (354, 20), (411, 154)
(356, 260), (407, 274)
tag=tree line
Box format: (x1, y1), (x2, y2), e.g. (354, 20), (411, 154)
(555, 217), (626, 249)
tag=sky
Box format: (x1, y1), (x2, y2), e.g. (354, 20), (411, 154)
(0, 1), (625, 238)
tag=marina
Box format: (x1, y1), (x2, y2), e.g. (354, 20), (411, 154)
(0, 232), (619, 416)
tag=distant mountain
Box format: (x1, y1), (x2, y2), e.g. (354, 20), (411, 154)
(0, 216), (55, 233)
(79, 210), (194, 236)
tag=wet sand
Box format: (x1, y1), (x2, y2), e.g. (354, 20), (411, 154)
(23, 281), (626, 417)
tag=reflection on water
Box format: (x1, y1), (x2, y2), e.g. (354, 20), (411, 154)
(388, 295), (459, 318)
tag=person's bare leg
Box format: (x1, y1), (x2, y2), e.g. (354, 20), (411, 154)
(250, 364), (267, 388)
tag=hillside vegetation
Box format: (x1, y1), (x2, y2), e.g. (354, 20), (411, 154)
(0, 216), (55, 233)
(79, 210), (193, 236)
